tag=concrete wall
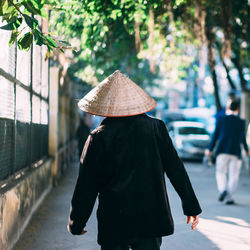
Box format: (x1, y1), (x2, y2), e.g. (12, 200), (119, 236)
(0, 158), (53, 250)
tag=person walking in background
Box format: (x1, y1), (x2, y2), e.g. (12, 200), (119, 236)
(205, 99), (249, 205)
(215, 91), (236, 121)
(68, 70), (202, 250)
(76, 113), (92, 159)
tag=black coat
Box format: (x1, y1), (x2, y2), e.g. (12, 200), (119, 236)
(76, 122), (90, 158)
(68, 114), (202, 245)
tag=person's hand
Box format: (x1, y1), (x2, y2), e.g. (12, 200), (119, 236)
(205, 149), (211, 157)
(67, 225), (87, 235)
(80, 229), (87, 235)
(187, 215), (199, 230)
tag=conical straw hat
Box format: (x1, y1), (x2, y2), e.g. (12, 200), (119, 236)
(78, 70), (157, 117)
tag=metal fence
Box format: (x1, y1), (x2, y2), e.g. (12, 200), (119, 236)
(0, 28), (49, 183)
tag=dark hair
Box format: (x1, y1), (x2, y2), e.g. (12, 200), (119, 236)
(229, 99), (240, 111)
(228, 91), (236, 100)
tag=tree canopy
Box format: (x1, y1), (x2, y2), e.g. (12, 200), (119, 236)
(1, 0), (249, 109)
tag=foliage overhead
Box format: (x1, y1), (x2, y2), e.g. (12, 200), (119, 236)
(0, 0), (70, 59)
(51, 0), (198, 87)
(1, 0), (249, 103)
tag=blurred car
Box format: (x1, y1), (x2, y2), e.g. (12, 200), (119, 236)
(181, 108), (216, 134)
(161, 110), (186, 125)
(184, 116), (215, 135)
(167, 121), (210, 160)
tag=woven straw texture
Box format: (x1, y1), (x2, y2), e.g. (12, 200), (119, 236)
(78, 70), (157, 117)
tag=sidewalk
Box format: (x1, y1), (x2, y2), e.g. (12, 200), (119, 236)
(14, 162), (250, 250)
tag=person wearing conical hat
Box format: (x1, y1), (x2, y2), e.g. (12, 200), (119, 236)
(68, 70), (202, 250)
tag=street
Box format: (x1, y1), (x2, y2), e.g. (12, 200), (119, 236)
(14, 161), (250, 250)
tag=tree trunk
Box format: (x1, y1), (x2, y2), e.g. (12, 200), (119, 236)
(197, 45), (206, 101)
(166, 0), (174, 23)
(195, 0), (206, 45)
(231, 56), (247, 91)
(135, 21), (142, 52)
(166, 0), (175, 50)
(220, 0), (232, 59)
(148, 7), (156, 74)
(207, 38), (222, 111)
(231, 51), (249, 124)
(222, 60), (236, 90)
(215, 41), (236, 90)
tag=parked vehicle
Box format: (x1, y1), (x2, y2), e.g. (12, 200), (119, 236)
(181, 108), (216, 134)
(161, 110), (186, 125)
(167, 121), (210, 160)
(161, 108), (216, 134)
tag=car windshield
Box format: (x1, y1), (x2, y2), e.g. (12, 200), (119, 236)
(178, 127), (208, 135)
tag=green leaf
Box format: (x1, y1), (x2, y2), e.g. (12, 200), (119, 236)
(23, 1), (41, 15)
(2, 2), (20, 21)
(44, 0), (58, 4)
(45, 50), (50, 61)
(2, 10), (18, 22)
(23, 14), (38, 29)
(0, 17), (22, 30)
(59, 40), (71, 46)
(47, 44), (53, 52)
(34, 29), (43, 45)
(45, 35), (57, 48)
(18, 32), (33, 51)
(4, 5), (15, 14)
(35, 0), (44, 9)
(40, 8), (48, 17)
(7, 16), (18, 23)
(9, 29), (21, 46)
(2, 0), (8, 12)
(0, 0), (6, 10)
(0, 0), (8, 15)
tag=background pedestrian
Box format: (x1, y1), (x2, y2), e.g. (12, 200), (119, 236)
(205, 99), (249, 205)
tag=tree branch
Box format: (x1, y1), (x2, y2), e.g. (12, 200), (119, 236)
(8, 0), (24, 16)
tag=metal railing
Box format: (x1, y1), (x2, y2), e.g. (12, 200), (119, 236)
(0, 28), (49, 183)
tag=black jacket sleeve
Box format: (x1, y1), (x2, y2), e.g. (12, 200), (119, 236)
(68, 133), (103, 235)
(158, 120), (202, 216)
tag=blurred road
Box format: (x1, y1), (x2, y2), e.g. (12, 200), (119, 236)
(14, 161), (250, 250)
